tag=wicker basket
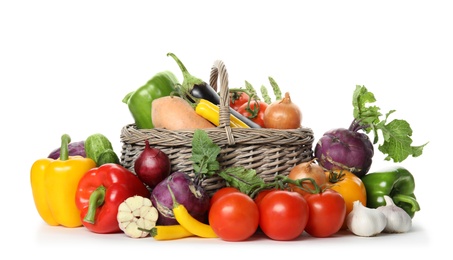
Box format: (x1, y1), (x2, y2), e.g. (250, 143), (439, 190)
(120, 60), (314, 194)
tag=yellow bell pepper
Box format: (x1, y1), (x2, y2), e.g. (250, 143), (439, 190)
(195, 99), (250, 128)
(30, 134), (96, 228)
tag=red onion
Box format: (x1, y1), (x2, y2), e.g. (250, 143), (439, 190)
(134, 140), (171, 189)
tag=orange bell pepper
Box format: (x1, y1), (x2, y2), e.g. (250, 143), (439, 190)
(30, 134), (96, 227)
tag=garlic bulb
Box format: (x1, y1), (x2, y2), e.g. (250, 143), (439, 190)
(377, 195), (412, 233)
(346, 200), (387, 237)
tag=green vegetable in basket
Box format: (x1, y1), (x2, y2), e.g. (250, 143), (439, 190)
(122, 71), (180, 129)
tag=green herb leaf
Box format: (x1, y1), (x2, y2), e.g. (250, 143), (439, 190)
(217, 167), (265, 195)
(260, 85), (272, 104)
(353, 85), (428, 162)
(268, 76), (282, 100)
(190, 130), (269, 195)
(191, 129), (220, 177)
(245, 80), (259, 100)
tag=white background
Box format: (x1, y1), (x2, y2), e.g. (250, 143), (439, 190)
(1, 0), (450, 258)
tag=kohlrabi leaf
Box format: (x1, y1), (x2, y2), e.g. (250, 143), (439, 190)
(353, 85), (428, 163)
(353, 85), (381, 129)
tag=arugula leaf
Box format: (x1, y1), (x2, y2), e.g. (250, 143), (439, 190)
(260, 84), (272, 104)
(353, 85), (428, 162)
(217, 167), (265, 195)
(245, 80), (259, 100)
(191, 129), (220, 177)
(268, 76), (282, 101)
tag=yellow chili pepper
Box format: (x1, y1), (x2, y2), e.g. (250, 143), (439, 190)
(167, 184), (218, 238)
(173, 203), (218, 238)
(195, 99), (250, 128)
(30, 134), (96, 228)
(149, 225), (194, 240)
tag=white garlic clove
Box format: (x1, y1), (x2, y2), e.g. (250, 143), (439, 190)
(377, 195), (412, 233)
(346, 200), (387, 237)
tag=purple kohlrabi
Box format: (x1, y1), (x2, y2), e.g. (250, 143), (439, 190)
(150, 171), (210, 225)
(314, 121), (374, 178)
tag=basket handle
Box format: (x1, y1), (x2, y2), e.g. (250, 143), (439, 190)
(210, 60), (235, 145)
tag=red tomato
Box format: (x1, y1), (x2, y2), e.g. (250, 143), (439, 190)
(209, 192), (259, 242)
(210, 187), (240, 206)
(229, 90), (250, 111)
(253, 188), (274, 208)
(303, 189), (346, 238)
(258, 190), (309, 241)
(237, 100), (268, 128)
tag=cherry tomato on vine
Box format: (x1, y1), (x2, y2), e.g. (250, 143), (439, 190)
(210, 186), (240, 206)
(229, 90), (250, 111)
(303, 189), (346, 238)
(237, 100), (268, 128)
(209, 192), (259, 242)
(258, 190), (309, 241)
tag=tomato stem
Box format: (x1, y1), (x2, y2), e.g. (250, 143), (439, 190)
(248, 175), (322, 198)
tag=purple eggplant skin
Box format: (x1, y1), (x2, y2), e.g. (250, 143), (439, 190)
(151, 171), (210, 226)
(47, 140), (86, 159)
(314, 128), (374, 178)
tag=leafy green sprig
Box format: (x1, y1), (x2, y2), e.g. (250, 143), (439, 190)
(190, 129), (318, 197)
(352, 85), (428, 162)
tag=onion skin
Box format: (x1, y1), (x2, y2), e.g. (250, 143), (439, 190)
(288, 159), (328, 196)
(150, 171), (210, 225)
(263, 92), (302, 129)
(314, 128), (374, 178)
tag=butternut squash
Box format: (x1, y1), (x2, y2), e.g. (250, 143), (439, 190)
(152, 96), (215, 130)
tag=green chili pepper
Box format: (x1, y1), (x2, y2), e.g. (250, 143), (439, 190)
(122, 71), (179, 129)
(361, 166), (420, 218)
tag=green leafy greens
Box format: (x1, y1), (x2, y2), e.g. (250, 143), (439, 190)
(191, 129), (220, 177)
(352, 85), (427, 162)
(190, 129), (265, 195)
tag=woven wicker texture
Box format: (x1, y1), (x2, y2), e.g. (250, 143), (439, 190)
(120, 60), (314, 194)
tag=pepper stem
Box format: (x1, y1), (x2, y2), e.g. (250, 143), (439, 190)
(392, 193), (421, 213)
(59, 134), (71, 161)
(83, 185), (106, 224)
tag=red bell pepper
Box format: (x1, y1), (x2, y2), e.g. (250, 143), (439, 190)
(75, 163), (151, 234)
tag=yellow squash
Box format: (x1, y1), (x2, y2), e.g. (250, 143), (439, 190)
(195, 99), (250, 128)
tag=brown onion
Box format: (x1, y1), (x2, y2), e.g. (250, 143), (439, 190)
(263, 92), (302, 129)
(288, 159), (328, 196)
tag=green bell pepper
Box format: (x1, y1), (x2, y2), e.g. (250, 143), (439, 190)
(123, 71), (179, 129)
(361, 166), (420, 218)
